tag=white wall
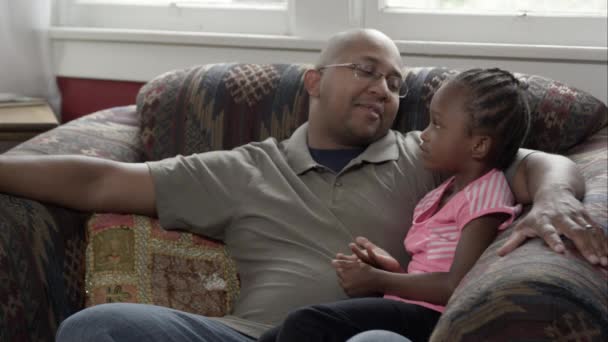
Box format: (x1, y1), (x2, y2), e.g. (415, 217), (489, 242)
(50, 28), (608, 104)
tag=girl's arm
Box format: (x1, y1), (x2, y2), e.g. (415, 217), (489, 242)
(361, 214), (507, 304)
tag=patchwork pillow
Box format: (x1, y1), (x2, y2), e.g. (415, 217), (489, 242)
(85, 213), (240, 317)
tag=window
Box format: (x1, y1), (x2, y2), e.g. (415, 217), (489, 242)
(385, 0), (607, 15)
(365, 0), (607, 46)
(55, 0), (290, 35)
(55, 0), (607, 47)
(50, 0), (607, 102)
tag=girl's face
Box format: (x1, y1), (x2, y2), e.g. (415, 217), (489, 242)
(419, 81), (476, 173)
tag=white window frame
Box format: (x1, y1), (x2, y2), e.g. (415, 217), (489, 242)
(50, 0), (607, 103)
(55, 0), (607, 48)
(363, 0), (607, 47)
(54, 0), (291, 35)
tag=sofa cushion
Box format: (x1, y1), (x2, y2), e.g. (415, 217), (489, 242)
(85, 214), (240, 316)
(137, 64), (310, 161)
(137, 64), (607, 160)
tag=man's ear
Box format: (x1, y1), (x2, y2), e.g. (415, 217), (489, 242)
(471, 135), (492, 160)
(304, 69), (321, 98)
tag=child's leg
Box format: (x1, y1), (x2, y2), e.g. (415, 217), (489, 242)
(259, 298), (440, 342)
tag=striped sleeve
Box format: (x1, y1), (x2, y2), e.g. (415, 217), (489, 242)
(457, 171), (522, 231)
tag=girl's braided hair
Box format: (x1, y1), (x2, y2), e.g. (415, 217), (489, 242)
(453, 68), (531, 169)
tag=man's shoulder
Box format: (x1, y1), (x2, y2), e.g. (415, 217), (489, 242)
(234, 137), (286, 158)
(389, 129), (423, 156)
(391, 129), (422, 141)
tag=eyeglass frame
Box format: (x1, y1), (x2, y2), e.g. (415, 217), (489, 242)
(316, 63), (409, 99)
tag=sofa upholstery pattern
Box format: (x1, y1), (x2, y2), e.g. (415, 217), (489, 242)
(0, 63), (606, 341)
(0, 106), (142, 341)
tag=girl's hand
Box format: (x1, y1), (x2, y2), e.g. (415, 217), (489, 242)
(332, 258), (382, 297)
(350, 236), (403, 273)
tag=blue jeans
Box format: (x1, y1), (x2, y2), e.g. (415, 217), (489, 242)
(56, 303), (255, 342)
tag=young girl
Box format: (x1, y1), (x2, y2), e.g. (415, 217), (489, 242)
(258, 67), (531, 342)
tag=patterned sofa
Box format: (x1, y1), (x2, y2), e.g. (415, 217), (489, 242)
(0, 64), (606, 341)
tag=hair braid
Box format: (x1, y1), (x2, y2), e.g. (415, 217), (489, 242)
(453, 68), (531, 169)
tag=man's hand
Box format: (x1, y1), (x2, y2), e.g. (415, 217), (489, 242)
(332, 255), (382, 297)
(348, 236), (403, 273)
(497, 188), (608, 267)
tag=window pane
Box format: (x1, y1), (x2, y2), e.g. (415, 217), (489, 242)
(115, 0), (286, 4)
(385, 0), (607, 16)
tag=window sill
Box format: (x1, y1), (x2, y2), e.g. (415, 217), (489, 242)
(50, 27), (607, 63)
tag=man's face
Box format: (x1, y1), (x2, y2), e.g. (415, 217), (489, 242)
(315, 37), (403, 147)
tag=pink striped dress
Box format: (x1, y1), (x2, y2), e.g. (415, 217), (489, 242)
(384, 168), (521, 312)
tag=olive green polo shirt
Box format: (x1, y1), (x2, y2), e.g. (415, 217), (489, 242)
(147, 123), (503, 337)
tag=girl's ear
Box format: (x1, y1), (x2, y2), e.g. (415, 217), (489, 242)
(304, 69), (321, 97)
(471, 135), (492, 160)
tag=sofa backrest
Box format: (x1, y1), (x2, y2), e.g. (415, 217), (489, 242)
(137, 63), (607, 161)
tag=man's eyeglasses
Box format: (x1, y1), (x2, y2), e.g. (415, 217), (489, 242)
(317, 63), (408, 98)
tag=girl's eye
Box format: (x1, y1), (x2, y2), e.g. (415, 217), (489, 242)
(430, 119), (440, 129)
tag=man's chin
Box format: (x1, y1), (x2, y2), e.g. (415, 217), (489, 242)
(343, 122), (387, 145)
(349, 131), (384, 146)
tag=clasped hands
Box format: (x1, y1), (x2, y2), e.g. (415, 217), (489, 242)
(332, 237), (401, 297)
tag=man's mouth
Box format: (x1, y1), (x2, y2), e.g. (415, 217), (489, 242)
(355, 102), (384, 118)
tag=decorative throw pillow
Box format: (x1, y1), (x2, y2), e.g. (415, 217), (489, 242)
(85, 213), (240, 317)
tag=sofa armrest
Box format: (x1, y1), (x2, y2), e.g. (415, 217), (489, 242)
(5, 105), (144, 162)
(431, 127), (608, 341)
(0, 106), (144, 342)
(0, 195), (89, 341)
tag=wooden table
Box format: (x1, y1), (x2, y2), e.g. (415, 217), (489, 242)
(0, 104), (59, 153)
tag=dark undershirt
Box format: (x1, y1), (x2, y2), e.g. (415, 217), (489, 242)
(309, 147), (366, 174)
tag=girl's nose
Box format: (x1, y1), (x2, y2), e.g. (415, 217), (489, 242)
(420, 126), (430, 142)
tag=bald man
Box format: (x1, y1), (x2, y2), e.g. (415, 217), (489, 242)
(1, 29), (603, 342)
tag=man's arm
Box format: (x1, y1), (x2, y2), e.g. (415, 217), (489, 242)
(0, 155), (156, 216)
(499, 149), (608, 266)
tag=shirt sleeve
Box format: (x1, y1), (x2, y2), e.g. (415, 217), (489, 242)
(456, 171), (522, 232)
(504, 148), (538, 187)
(146, 146), (259, 240)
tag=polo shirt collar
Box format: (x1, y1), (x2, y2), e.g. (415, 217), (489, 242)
(356, 128), (399, 164)
(284, 123), (399, 175)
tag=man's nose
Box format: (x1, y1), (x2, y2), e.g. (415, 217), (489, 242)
(367, 76), (391, 98)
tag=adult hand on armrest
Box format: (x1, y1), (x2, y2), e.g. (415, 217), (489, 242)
(0, 155), (157, 217)
(498, 150), (608, 266)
